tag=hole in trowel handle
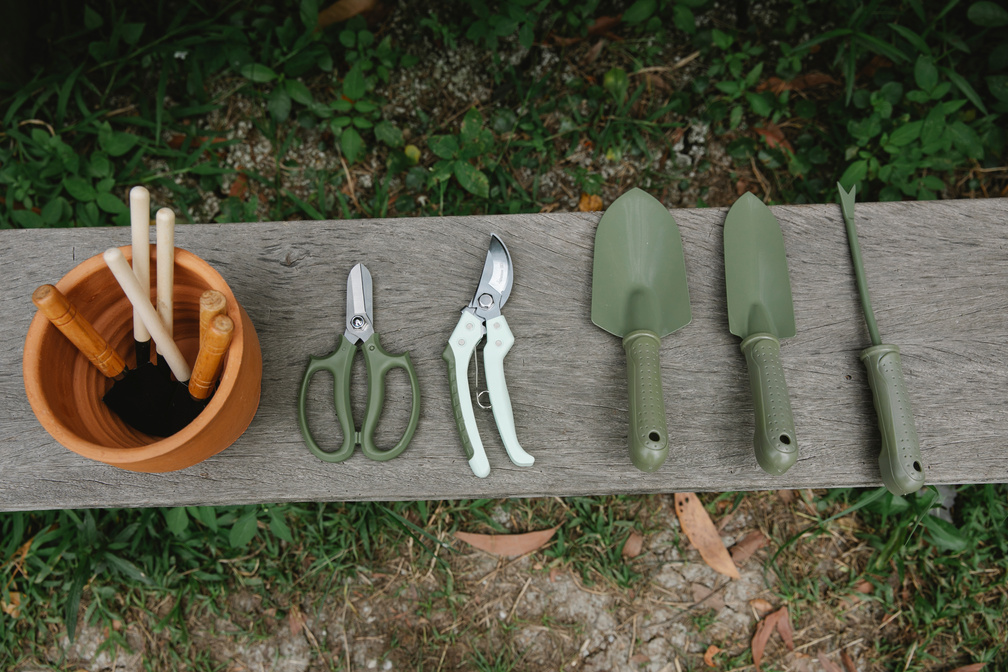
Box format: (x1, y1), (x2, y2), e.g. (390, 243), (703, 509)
(779, 434), (791, 445)
(649, 431), (661, 443)
(913, 461), (922, 472)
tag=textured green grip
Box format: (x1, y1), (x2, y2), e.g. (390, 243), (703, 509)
(298, 338), (357, 463)
(622, 330), (669, 473)
(740, 333), (797, 475)
(860, 344), (924, 495)
(358, 333), (421, 462)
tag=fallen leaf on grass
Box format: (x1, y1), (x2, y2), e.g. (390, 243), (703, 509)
(840, 650), (858, 672)
(729, 530), (768, 565)
(317, 0), (375, 30)
(703, 645), (721, 667)
(1, 592), (21, 618)
(755, 123), (794, 154)
(629, 653), (651, 664)
(622, 530), (644, 558)
(578, 193), (603, 211)
(751, 606), (794, 671)
(455, 525), (562, 557)
(288, 605), (306, 637)
(947, 665), (986, 672)
(749, 598), (774, 615)
(228, 171), (249, 199)
(674, 493), (740, 579)
(817, 652), (843, 672)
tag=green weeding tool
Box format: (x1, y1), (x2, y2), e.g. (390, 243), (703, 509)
(838, 183), (924, 495)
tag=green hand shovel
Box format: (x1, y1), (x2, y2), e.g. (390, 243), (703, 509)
(724, 192), (798, 476)
(591, 189), (692, 473)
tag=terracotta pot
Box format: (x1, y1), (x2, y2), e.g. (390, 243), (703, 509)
(23, 246), (262, 472)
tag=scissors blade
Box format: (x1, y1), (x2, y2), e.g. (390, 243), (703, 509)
(345, 263), (374, 343)
(468, 234), (513, 320)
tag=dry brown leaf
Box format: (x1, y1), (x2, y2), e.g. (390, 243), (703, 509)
(749, 598), (774, 615)
(840, 650), (858, 672)
(318, 0), (376, 29)
(1, 592), (21, 618)
(817, 652), (844, 672)
(755, 123), (794, 154)
(228, 171), (249, 199)
(622, 530), (644, 558)
(853, 580), (873, 594)
(777, 489), (796, 503)
(674, 493), (740, 579)
(629, 653), (651, 664)
(578, 193), (603, 211)
(947, 665), (986, 672)
(703, 645), (722, 667)
(455, 525), (561, 557)
(751, 607), (793, 671)
(775, 606), (795, 650)
(588, 15), (622, 35)
(288, 605), (306, 637)
(730, 530), (768, 565)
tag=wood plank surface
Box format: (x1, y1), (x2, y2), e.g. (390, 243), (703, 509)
(2, 198), (1006, 511)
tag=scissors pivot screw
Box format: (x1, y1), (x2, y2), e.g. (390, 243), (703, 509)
(478, 293), (494, 310)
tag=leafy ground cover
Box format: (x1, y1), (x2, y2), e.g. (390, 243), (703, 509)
(2, 0), (1007, 669)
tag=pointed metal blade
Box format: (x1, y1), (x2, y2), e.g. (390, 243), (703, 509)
(344, 263), (374, 343)
(469, 234), (513, 320)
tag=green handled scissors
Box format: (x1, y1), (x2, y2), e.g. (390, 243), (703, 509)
(298, 263), (421, 462)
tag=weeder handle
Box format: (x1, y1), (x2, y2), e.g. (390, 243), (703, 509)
(740, 333), (798, 475)
(443, 311), (490, 477)
(860, 344), (925, 495)
(622, 330), (669, 473)
(483, 315), (534, 467)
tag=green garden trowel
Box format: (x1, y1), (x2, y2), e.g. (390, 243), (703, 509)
(591, 188), (691, 473)
(838, 183), (924, 495)
(724, 192), (798, 476)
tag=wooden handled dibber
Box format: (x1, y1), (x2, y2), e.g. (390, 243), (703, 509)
(188, 314), (233, 401)
(199, 290), (227, 344)
(32, 285), (126, 380)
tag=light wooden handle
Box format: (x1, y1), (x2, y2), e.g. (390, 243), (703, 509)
(32, 284), (126, 380)
(199, 290), (227, 345)
(156, 207), (175, 339)
(130, 186), (151, 342)
(188, 314), (233, 401)
(103, 248), (191, 382)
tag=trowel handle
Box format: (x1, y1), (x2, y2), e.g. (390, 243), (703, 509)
(188, 314), (233, 401)
(443, 311), (490, 478)
(622, 330), (669, 473)
(860, 344), (925, 495)
(740, 333), (798, 475)
(483, 315), (534, 468)
(32, 284), (126, 380)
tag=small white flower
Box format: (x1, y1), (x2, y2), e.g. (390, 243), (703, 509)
(174, 51), (189, 60)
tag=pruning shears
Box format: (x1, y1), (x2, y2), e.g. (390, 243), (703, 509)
(298, 263), (421, 462)
(443, 234), (534, 478)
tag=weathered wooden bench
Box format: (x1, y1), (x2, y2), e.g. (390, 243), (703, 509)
(3, 198), (1006, 512)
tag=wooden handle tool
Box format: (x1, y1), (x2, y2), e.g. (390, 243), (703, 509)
(155, 207), (175, 342)
(103, 247), (191, 382)
(199, 289), (227, 345)
(188, 314), (233, 401)
(130, 186), (152, 344)
(32, 284), (126, 380)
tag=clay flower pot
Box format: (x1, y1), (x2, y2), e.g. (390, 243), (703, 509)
(23, 246), (262, 472)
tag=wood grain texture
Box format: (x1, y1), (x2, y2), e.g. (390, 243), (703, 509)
(2, 198), (1007, 511)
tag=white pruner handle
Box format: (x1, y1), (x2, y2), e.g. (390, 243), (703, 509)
(483, 315), (534, 467)
(443, 311), (490, 478)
